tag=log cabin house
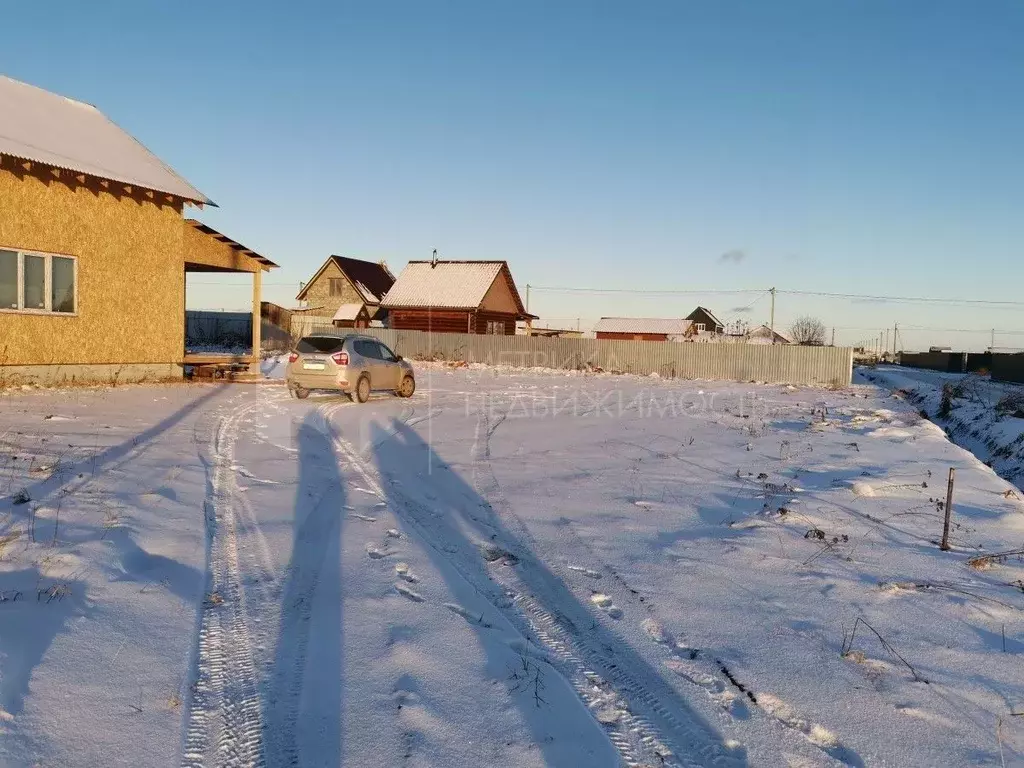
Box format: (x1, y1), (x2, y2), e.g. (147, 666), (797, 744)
(380, 260), (535, 334)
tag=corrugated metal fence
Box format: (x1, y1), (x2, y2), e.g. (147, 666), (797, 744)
(991, 353), (1024, 384)
(287, 324), (852, 385)
(186, 310), (291, 350)
(186, 310), (251, 346)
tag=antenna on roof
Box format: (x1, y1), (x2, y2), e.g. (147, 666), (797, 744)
(431, 248), (438, 268)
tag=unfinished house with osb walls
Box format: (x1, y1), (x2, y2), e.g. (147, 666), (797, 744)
(0, 75), (277, 385)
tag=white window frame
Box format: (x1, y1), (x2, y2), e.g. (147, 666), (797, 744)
(0, 247), (78, 316)
(695, 322), (706, 333)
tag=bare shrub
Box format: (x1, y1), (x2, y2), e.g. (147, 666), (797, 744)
(995, 391), (1024, 419)
(789, 316), (827, 346)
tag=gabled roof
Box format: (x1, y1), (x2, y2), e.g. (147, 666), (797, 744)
(748, 324), (792, 343)
(296, 255), (395, 304)
(687, 306), (725, 328)
(594, 317), (691, 335)
(0, 76), (211, 205)
(380, 260), (531, 316)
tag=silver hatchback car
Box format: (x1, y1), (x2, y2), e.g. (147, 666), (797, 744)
(286, 333), (415, 402)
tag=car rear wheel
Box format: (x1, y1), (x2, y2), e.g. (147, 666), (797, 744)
(355, 375), (371, 404)
(398, 375), (415, 398)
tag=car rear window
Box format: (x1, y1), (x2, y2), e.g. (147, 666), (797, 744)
(296, 336), (346, 354)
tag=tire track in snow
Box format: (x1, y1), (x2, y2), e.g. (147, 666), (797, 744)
(181, 399), (267, 768)
(470, 408), (741, 768)
(317, 403), (739, 768)
(493, 418), (865, 767)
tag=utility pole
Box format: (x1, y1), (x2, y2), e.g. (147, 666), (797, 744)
(991, 328), (996, 351)
(525, 284), (530, 313)
(893, 322), (898, 357)
(831, 327), (835, 347)
(769, 287), (776, 343)
(884, 329), (889, 357)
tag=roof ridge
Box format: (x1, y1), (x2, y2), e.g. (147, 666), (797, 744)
(0, 75), (98, 110)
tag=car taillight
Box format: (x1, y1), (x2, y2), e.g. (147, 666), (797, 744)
(331, 351), (349, 365)
(287, 352), (299, 363)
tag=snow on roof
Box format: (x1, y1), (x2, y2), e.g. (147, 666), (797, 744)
(0, 75), (211, 204)
(381, 261), (506, 309)
(332, 303), (365, 321)
(749, 324), (792, 343)
(593, 317), (691, 335)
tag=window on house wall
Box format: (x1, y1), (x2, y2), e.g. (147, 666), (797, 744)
(329, 278), (345, 297)
(486, 320), (505, 335)
(695, 322), (706, 333)
(0, 250), (16, 310)
(0, 249), (77, 314)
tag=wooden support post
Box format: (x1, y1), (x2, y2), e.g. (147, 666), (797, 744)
(250, 267), (262, 372)
(940, 467), (955, 551)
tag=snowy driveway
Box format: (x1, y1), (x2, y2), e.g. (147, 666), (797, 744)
(1, 369), (1023, 766)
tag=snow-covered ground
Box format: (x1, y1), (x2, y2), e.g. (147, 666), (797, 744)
(863, 365), (1024, 491)
(1, 367), (1023, 767)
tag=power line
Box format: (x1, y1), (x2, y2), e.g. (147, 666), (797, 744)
(528, 286), (764, 295)
(777, 289), (1024, 308)
(528, 283), (1024, 307)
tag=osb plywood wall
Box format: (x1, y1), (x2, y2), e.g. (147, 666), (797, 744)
(299, 260), (363, 311)
(183, 224), (261, 273)
(0, 164), (185, 366)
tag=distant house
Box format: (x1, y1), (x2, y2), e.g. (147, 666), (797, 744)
(0, 75), (276, 385)
(295, 255), (395, 328)
(685, 306), (725, 336)
(745, 324), (791, 345)
(380, 260), (535, 334)
(527, 326), (584, 338)
(594, 318), (690, 342)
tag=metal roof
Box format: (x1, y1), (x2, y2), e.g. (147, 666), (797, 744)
(332, 303), (365, 321)
(687, 306), (725, 329)
(0, 76), (212, 204)
(593, 317), (692, 335)
(296, 255), (395, 304)
(381, 261), (507, 310)
(186, 220), (278, 268)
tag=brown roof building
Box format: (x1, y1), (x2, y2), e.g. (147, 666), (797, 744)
(380, 260), (535, 335)
(295, 255), (395, 328)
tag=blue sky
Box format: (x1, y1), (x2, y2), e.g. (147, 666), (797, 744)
(4, 1), (1024, 350)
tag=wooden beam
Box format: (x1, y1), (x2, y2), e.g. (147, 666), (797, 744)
(250, 267), (262, 373)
